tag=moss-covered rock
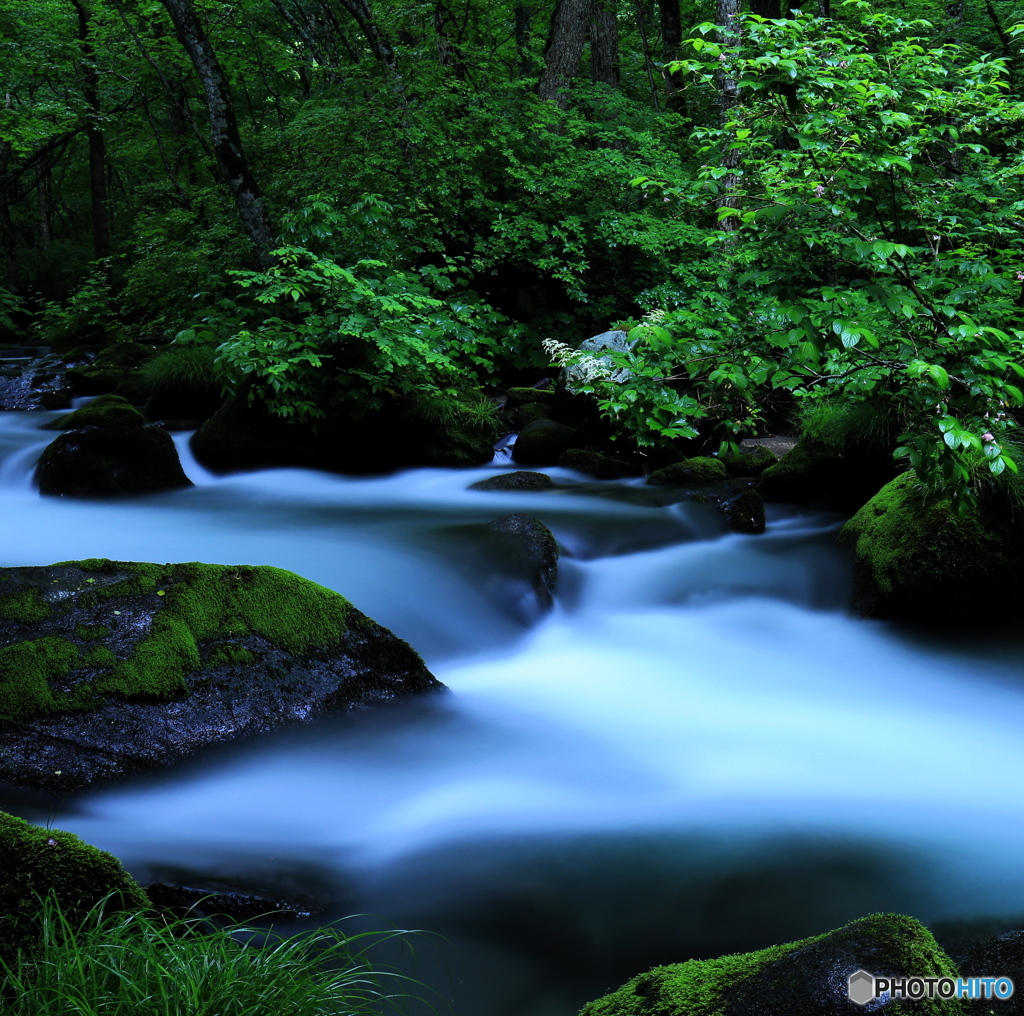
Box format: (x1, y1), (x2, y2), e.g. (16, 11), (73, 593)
(468, 470), (555, 492)
(0, 810), (149, 961)
(581, 913), (964, 1016)
(558, 449), (639, 480)
(511, 419), (579, 466)
(647, 457), (728, 487)
(36, 425), (192, 496)
(720, 445), (778, 478)
(506, 385), (555, 404)
(486, 513), (559, 615)
(43, 394), (145, 430)
(839, 471), (1022, 623)
(507, 401), (552, 429)
(0, 560), (443, 793)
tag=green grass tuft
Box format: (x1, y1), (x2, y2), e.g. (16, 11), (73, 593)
(1, 893), (438, 1016)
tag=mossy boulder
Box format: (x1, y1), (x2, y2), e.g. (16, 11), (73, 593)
(558, 449), (639, 480)
(648, 457), (728, 487)
(468, 470), (555, 492)
(511, 419), (579, 466)
(0, 560), (443, 793)
(507, 401), (552, 429)
(42, 393), (145, 430)
(36, 425), (191, 496)
(721, 445), (778, 478)
(839, 471), (1023, 623)
(581, 913), (963, 1016)
(506, 385), (555, 404)
(0, 810), (149, 961)
(486, 513), (559, 616)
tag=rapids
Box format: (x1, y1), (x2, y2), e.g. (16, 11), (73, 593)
(2, 408), (1024, 1016)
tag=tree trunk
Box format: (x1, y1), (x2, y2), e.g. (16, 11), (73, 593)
(634, 1), (659, 108)
(157, 0), (276, 266)
(0, 95), (18, 293)
(334, 0), (406, 96)
(434, 2), (467, 80)
(590, 0), (619, 87)
(715, 0), (742, 229)
(538, 0), (594, 107)
(660, 0), (685, 113)
(515, 5), (535, 78)
(70, 0), (110, 262)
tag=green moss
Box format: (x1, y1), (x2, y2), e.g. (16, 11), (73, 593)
(507, 386), (554, 403)
(83, 645), (116, 668)
(648, 457), (727, 486)
(75, 624), (111, 641)
(0, 589), (50, 625)
(581, 914), (963, 1016)
(205, 642), (257, 667)
(0, 810), (149, 962)
(0, 637), (79, 724)
(757, 439), (838, 503)
(43, 394), (144, 431)
(839, 471), (1018, 621)
(720, 445), (777, 477)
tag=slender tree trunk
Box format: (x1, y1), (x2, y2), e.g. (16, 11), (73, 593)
(515, 5), (535, 78)
(334, 0), (406, 96)
(590, 0), (619, 87)
(0, 95), (18, 292)
(634, 1), (659, 108)
(36, 167), (51, 250)
(660, 0), (685, 113)
(70, 0), (110, 261)
(157, 0), (276, 266)
(715, 0), (742, 229)
(538, 0), (594, 107)
(433, 2), (467, 80)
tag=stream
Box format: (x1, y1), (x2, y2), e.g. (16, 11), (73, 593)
(3, 408), (1024, 1016)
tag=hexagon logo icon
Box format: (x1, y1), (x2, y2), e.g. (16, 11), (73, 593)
(848, 969), (876, 1006)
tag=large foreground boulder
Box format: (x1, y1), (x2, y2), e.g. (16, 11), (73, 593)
(839, 471), (1023, 623)
(0, 560), (443, 794)
(0, 810), (149, 961)
(581, 913), (961, 1016)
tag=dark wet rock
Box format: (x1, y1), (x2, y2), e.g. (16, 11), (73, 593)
(511, 419), (578, 465)
(469, 470), (555, 492)
(42, 393), (144, 430)
(149, 419), (205, 432)
(485, 513), (559, 616)
(581, 913), (960, 1016)
(721, 488), (766, 534)
(0, 560), (444, 795)
(0, 349), (75, 411)
(37, 425), (191, 496)
(839, 471), (1023, 623)
(943, 926), (1024, 1015)
(1, 809), (148, 960)
(647, 457), (728, 486)
(145, 881), (317, 924)
(557, 448), (638, 480)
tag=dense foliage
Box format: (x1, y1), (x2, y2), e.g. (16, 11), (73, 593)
(2, 0), (1024, 499)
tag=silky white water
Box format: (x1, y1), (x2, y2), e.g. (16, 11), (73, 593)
(3, 409), (1024, 1015)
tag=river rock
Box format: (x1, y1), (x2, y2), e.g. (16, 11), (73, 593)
(511, 419), (578, 465)
(468, 470), (555, 492)
(839, 471), (1023, 623)
(1, 809), (149, 960)
(722, 488), (766, 534)
(721, 444), (778, 477)
(0, 560), (444, 794)
(581, 913), (959, 1016)
(42, 393), (145, 430)
(36, 424), (192, 496)
(648, 457), (727, 486)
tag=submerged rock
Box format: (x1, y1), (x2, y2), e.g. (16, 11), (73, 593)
(486, 513), (560, 614)
(721, 488), (766, 534)
(1, 809), (149, 960)
(36, 424), (191, 496)
(581, 913), (959, 1016)
(839, 471), (1023, 623)
(0, 560), (443, 794)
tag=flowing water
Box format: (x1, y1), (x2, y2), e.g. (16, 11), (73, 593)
(3, 410), (1024, 1015)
